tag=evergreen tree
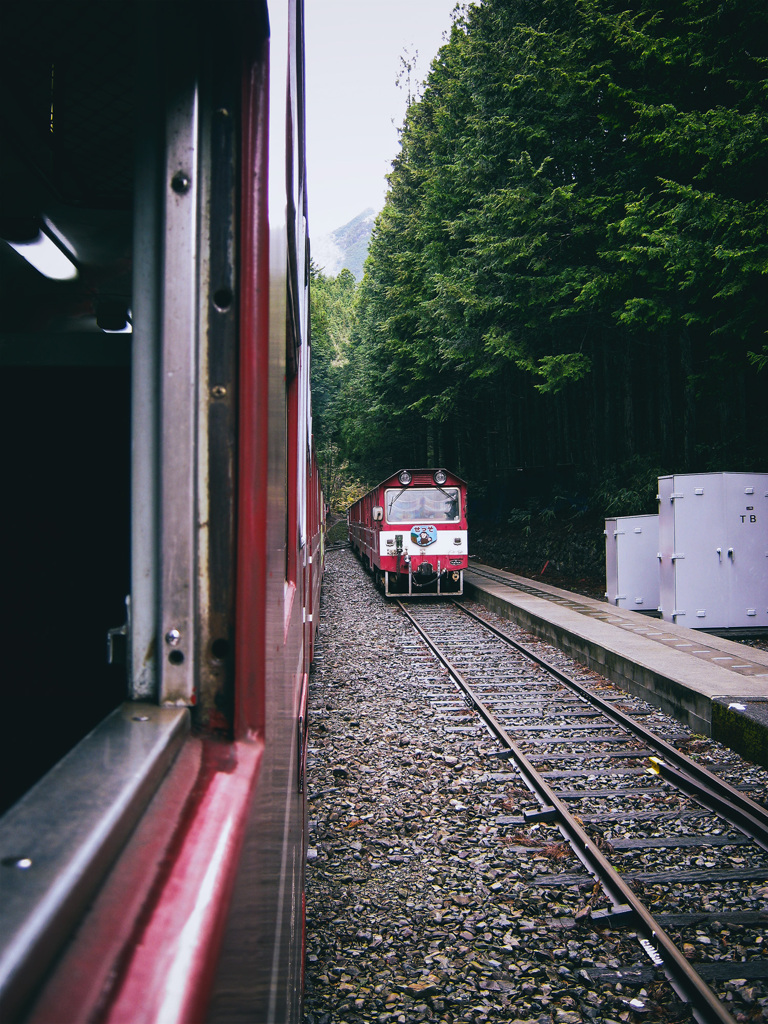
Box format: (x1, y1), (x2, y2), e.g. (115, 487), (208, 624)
(336, 0), (768, 507)
(310, 265), (362, 508)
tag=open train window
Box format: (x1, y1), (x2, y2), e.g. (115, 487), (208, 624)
(1, 0), (250, 778)
(0, 2), (134, 815)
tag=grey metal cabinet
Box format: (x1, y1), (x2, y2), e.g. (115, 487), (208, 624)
(605, 514), (660, 612)
(657, 472), (768, 628)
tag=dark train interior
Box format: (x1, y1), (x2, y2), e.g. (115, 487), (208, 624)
(0, 3), (135, 813)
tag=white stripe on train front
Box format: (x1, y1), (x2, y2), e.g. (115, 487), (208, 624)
(379, 530), (468, 557)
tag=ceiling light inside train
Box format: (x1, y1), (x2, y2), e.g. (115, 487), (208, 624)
(102, 320), (133, 334)
(433, 469), (447, 485)
(4, 222), (78, 281)
(398, 470), (412, 485)
(98, 302), (132, 334)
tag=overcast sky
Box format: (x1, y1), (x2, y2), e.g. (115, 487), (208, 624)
(304, 1), (459, 236)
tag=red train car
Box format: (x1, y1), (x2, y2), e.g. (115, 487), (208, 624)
(349, 469), (469, 596)
(0, 1), (320, 1021)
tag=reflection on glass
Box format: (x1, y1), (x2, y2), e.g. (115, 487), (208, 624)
(385, 487), (459, 523)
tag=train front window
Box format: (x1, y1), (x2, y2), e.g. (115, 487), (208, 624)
(385, 487), (460, 523)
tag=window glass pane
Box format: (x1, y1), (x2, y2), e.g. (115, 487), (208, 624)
(385, 487), (459, 523)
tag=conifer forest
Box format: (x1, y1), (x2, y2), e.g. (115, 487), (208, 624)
(311, 0), (768, 536)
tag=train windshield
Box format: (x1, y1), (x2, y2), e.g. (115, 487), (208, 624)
(385, 487), (460, 523)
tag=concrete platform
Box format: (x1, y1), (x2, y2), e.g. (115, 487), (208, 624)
(464, 563), (768, 768)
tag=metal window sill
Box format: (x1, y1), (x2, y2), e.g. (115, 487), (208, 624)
(0, 702), (189, 1021)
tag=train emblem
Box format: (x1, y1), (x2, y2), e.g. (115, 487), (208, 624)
(411, 524), (438, 546)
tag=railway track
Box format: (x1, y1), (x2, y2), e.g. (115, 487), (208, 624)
(396, 598), (768, 1024)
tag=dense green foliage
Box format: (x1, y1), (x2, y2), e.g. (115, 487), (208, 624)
(309, 265), (368, 511)
(312, 0), (768, 520)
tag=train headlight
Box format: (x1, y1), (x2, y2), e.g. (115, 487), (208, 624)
(398, 470), (412, 485)
(433, 469), (447, 485)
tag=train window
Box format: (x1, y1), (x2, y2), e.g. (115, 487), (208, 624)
(385, 487), (461, 523)
(286, 371), (300, 587)
(0, 2), (134, 814)
(0, 0), (247, 802)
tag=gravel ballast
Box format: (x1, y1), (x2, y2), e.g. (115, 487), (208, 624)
(303, 549), (768, 1024)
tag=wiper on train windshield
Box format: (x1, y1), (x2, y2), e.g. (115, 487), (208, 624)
(387, 489), (408, 517)
(433, 486), (459, 520)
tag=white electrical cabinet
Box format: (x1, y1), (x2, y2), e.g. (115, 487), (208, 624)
(605, 514), (660, 611)
(658, 472), (768, 628)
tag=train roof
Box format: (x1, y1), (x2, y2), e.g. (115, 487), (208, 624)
(389, 467), (465, 483)
(346, 470), (467, 511)
(371, 468), (467, 491)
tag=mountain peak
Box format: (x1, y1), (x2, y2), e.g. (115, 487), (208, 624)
(313, 208), (376, 281)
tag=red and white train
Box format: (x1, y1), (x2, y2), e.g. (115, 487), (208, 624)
(349, 469), (469, 596)
(0, 1), (320, 1021)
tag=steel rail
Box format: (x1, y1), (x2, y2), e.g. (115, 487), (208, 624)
(397, 600), (738, 1024)
(454, 601), (768, 853)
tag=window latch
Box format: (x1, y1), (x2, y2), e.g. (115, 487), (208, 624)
(107, 595), (131, 667)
